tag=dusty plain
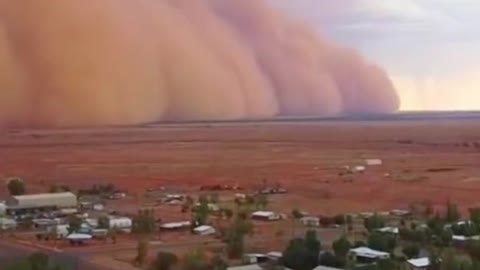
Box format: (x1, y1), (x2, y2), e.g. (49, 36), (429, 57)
(1, 117), (480, 215)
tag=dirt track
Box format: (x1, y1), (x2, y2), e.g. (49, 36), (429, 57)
(1, 119), (480, 214)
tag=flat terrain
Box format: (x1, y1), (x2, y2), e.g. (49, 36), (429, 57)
(1, 118), (480, 215)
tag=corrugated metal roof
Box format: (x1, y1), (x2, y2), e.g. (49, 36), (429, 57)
(8, 192), (77, 209)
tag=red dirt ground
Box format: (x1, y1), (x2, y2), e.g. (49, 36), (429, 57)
(1, 119), (480, 215)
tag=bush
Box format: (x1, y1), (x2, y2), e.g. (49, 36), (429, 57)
(402, 243), (420, 259)
(7, 178), (26, 196)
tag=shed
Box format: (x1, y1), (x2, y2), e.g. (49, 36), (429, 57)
(6, 192), (77, 214)
(407, 257), (430, 270)
(242, 254), (269, 264)
(350, 247), (390, 261)
(109, 216), (132, 232)
(193, 225), (215, 236)
(251, 211), (280, 221)
(300, 216), (320, 227)
(0, 203), (6, 215)
(365, 159), (383, 166)
(0, 217), (17, 230)
(376, 226), (399, 235)
(160, 221), (191, 230)
(313, 266), (345, 270)
(228, 265), (292, 270)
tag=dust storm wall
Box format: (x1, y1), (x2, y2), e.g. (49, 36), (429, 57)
(0, 0), (400, 128)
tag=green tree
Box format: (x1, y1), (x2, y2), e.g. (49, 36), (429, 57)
(134, 238), (149, 266)
(210, 255), (228, 270)
(132, 209), (155, 267)
(29, 252), (49, 270)
(402, 243), (420, 259)
(291, 208), (303, 237)
(445, 200), (460, 223)
(304, 230), (321, 267)
(364, 214), (386, 232)
(193, 196), (210, 226)
(256, 194), (269, 210)
(224, 209), (233, 220)
(346, 215), (354, 233)
(7, 178), (26, 196)
(225, 215), (253, 259)
(182, 250), (209, 270)
(319, 251), (343, 268)
(333, 236), (352, 259)
(150, 251), (178, 270)
(133, 209), (156, 236)
(470, 208), (480, 226)
(281, 238), (313, 270)
(209, 193), (219, 204)
(98, 216), (110, 229)
(367, 232), (396, 253)
(67, 215), (82, 234)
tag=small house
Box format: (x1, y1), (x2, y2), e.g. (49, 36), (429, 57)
(407, 257), (430, 270)
(349, 247), (390, 264)
(0, 217), (17, 230)
(242, 253), (269, 264)
(251, 211), (281, 221)
(300, 216), (320, 227)
(109, 216), (132, 233)
(160, 221), (191, 231)
(390, 209), (410, 217)
(193, 225), (215, 236)
(365, 159), (383, 166)
(376, 226), (399, 235)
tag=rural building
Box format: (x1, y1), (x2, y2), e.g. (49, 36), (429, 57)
(0, 202), (6, 215)
(228, 265), (292, 270)
(390, 209), (411, 217)
(47, 224), (69, 239)
(109, 216), (132, 232)
(365, 159), (383, 166)
(6, 192), (77, 215)
(193, 225), (216, 236)
(243, 254), (269, 264)
(160, 221), (191, 231)
(251, 211), (281, 221)
(0, 217), (17, 230)
(300, 216), (320, 227)
(407, 257), (430, 270)
(376, 226), (399, 235)
(266, 251), (282, 261)
(349, 247), (390, 263)
(313, 266), (345, 270)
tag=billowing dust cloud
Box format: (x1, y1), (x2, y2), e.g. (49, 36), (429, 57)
(0, 0), (399, 128)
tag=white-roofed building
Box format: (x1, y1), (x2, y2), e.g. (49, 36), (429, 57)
(193, 225), (215, 236)
(313, 266), (345, 270)
(251, 211), (281, 221)
(407, 257), (430, 270)
(228, 265), (292, 270)
(376, 226), (399, 235)
(350, 247), (390, 263)
(160, 221), (191, 230)
(6, 192), (77, 215)
(300, 216), (320, 227)
(109, 216), (132, 233)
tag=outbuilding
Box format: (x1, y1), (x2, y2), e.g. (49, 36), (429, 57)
(6, 192), (77, 215)
(193, 225), (216, 236)
(0, 217), (17, 230)
(300, 216), (320, 227)
(349, 247), (390, 263)
(251, 211), (281, 221)
(109, 216), (132, 233)
(160, 221), (191, 231)
(407, 257), (430, 270)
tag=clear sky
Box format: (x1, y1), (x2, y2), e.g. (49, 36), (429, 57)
(273, 0), (480, 111)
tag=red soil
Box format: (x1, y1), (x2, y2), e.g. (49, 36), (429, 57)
(1, 119), (480, 215)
